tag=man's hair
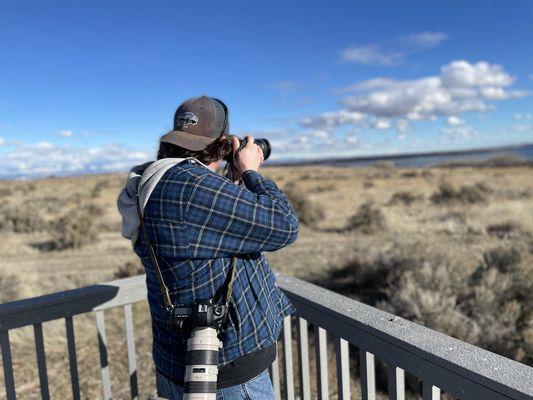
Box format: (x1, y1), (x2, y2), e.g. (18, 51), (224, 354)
(157, 135), (233, 164)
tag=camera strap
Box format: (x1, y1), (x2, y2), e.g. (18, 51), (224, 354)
(136, 194), (173, 310)
(136, 194), (238, 312)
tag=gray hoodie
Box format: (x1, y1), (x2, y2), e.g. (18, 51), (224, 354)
(116, 157), (207, 245)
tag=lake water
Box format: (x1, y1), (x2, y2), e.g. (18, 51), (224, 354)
(279, 144), (533, 168)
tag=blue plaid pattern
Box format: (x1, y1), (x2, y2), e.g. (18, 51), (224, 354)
(133, 159), (298, 382)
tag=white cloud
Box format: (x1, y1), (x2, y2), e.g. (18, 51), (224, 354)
(441, 126), (477, 141)
(59, 130), (73, 138)
(35, 141), (54, 149)
(341, 60), (526, 122)
(1, 141), (152, 179)
(440, 60), (514, 87)
(0, 137), (5, 146)
(446, 116), (464, 126)
(341, 45), (403, 66)
(373, 118), (391, 130)
(341, 31), (448, 65)
(299, 110), (364, 130)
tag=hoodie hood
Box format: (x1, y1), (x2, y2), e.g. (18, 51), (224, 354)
(117, 157), (206, 245)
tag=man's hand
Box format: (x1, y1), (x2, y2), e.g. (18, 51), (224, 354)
(232, 135), (264, 179)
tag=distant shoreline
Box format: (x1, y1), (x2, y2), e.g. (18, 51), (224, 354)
(269, 142), (533, 168)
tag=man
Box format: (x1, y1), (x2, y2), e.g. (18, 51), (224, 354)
(117, 96), (298, 399)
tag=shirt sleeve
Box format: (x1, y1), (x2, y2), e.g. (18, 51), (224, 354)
(184, 170), (299, 258)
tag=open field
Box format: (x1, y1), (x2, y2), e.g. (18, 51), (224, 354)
(1, 163), (532, 398)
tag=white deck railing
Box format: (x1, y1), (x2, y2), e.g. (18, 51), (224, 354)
(1, 273), (532, 400)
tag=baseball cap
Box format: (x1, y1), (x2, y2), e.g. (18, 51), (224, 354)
(160, 96), (228, 151)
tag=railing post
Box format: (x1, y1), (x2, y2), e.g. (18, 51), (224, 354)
(96, 310), (111, 400)
(314, 326), (329, 400)
(423, 382), (441, 400)
(282, 316), (294, 400)
(123, 304), (138, 400)
(388, 365), (405, 400)
(33, 323), (50, 400)
(1, 330), (16, 400)
(335, 337), (350, 400)
(270, 344), (281, 400)
(360, 350), (376, 400)
(65, 316), (81, 400)
(297, 318), (311, 400)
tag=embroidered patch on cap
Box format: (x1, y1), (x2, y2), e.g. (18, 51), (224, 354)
(176, 112), (199, 128)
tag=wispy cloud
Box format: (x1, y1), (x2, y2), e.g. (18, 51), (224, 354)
(267, 80), (301, 95)
(341, 31), (449, 66)
(58, 130), (73, 138)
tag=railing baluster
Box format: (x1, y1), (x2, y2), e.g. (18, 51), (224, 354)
(65, 316), (81, 400)
(123, 304), (138, 400)
(360, 350), (376, 400)
(335, 337), (350, 400)
(269, 344), (281, 400)
(388, 364), (405, 400)
(33, 323), (50, 399)
(297, 318), (311, 400)
(282, 316), (294, 400)
(96, 310), (111, 400)
(314, 326), (329, 400)
(1, 330), (16, 400)
(423, 382), (441, 400)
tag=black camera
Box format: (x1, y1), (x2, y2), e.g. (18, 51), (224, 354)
(224, 136), (271, 162)
(171, 299), (227, 331)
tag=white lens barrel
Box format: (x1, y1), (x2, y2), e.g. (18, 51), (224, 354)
(183, 327), (221, 400)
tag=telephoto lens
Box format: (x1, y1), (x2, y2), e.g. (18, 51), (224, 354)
(183, 327), (221, 400)
(253, 138), (271, 160)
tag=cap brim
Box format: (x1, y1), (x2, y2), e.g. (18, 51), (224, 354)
(160, 130), (218, 151)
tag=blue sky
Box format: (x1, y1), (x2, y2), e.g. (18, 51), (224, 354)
(1, 0), (532, 177)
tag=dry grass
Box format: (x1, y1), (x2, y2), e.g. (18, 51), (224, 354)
(0, 165), (532, 398)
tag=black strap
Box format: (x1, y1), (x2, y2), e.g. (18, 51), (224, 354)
(136, 194), (174, 310)
(136, 192), (238, 311)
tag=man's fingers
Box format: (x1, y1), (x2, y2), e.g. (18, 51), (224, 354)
(245, 135), (255, 148)
(231, 136), (240, 152)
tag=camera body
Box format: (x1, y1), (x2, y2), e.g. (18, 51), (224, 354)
(171, 299), (227, 332)
(223, 136), (271, 162)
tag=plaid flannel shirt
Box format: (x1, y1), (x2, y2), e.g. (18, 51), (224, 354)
(133, 159), (298, 382)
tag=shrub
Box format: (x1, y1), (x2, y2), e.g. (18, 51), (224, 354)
(317, 242), (533, 366)
(0, 205), (46, 233)
(48, 206), (101, 250)
(431, 181), (491, 204)
(0, 187), (13, 198)
(486, 221), (523, 239)
(311, 183), (336, 193)
(345, 202), (386, 234)
(0, 274), (20, 303)
(401, 171), (418, 178)
(115, 260), (144, 278)
(387, 191), (423, 206)
(483, 247), (522, 273)
(283, 187), (325, 226)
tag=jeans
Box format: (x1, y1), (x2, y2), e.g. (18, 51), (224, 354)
(156, 369), (276, 400)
